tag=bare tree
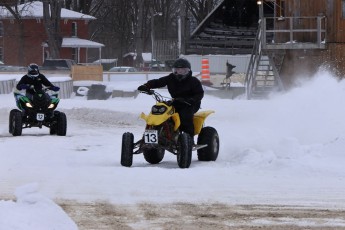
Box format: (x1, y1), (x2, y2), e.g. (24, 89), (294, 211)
(0, 0), (20, 19)
(84, 0), (220, 64)
(78, 0), (93, 14)
(42, 0), (63, 59)
(186, 0), (219, 24)
(151, 0), (179, 40)
(64, 0), (102, 15)
(89, 0), (144, 64)
(0, 0), (25, 64)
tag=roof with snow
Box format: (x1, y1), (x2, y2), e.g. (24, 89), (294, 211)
(123, 52), (152, 62)
(0, 1), (95, 20)
(43, 37), (104, 48)
(93, 59), (118, 64)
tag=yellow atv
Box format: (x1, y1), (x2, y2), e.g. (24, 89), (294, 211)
(121, 90), (219, 168)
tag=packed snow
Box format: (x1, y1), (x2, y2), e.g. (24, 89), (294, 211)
(1, 70), (345, 229)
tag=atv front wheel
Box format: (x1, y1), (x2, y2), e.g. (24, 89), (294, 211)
(177, 133), (192, 168)
(143, 148), (165, 164)
(197, 127), (219, 161)
(56, 112), (67, 136)
(10, 109), (23, 136)
(9, 109), (16, 134)
(121, 132), (134, 167)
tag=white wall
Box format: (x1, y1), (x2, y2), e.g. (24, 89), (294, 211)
(181, 54), (251, 74)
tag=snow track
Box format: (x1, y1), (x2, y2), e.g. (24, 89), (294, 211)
(2, 72), (345, 229)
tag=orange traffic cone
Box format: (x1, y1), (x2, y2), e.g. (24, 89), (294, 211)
(201, 58), (212, 86)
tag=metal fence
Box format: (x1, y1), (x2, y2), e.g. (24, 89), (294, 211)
(154, 40), (179, 62)
(0, 78), (73, 99)
(0, 78), (16, 94)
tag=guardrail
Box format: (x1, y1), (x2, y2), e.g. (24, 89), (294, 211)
(262, 16), (326, 49)
(102, 72), (170, 82)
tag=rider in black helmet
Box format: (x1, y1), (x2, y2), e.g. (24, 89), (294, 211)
(16, 63), (60, 99)
(138, 58), (204, 141)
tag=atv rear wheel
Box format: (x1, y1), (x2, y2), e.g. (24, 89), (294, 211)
(143, 148), (165, 164)
(56, 112), (67, 136)
(177, 133), (192, 168)
(50, 112), (58, 135)
(50, 123), (57, 135)
(121, 132), (134, 167)
(197, 127), (219, 161)
(10, 109), (23, 136)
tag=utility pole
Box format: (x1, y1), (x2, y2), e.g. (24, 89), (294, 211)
(151, 12), (162, 62)
(135, 0), (144, 68)
(257, 0), (263, 20)
(179, 0), (186, 56)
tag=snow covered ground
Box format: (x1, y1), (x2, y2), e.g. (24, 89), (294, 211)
(1, 70), (345, 229)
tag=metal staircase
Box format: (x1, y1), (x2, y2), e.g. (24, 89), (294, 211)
(245, 12), (326, 99)
(245, 19), (284, 99)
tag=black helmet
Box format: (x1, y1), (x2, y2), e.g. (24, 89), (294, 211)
(172, 58), (191, 81)
(172, 58), (191, 69)
(28, 63), (39, 78)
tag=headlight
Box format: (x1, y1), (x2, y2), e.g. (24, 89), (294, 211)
(48, 104), (55, 109)
(25, 102), (33, 108)
(151, 105), (167, 114)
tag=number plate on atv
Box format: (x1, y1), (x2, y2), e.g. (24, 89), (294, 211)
(144, 130), (158, 144)
(36, 113), (45, 121)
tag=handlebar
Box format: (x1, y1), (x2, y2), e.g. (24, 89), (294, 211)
(139, 89), (166, 102)
(139, 89), (191, 106)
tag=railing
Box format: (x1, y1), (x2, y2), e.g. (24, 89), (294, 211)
(262, 16), (326, 49)
(245, 19), (263, 99)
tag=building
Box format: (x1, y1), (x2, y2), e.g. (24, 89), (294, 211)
(183, 0), (345, 98)
(186, 0), (260, 55)
(267, 0), (345, 81)
(0, 1), (104, 66)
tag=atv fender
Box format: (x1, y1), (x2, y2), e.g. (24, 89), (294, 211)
(140, 112), (180, 130)
(193, 110), (215, 135)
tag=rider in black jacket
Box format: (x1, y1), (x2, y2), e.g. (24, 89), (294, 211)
(16, 63), (59, 99)
(138, 58), (204, 140)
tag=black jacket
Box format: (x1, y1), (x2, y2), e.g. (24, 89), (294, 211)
(146, 71), (204, 108)
(16, 74), (54, 95)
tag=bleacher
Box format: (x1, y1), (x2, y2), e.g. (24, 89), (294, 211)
(187, 19), (257, 55)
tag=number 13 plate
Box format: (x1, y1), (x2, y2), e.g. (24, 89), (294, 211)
(144, 130), (158, 144)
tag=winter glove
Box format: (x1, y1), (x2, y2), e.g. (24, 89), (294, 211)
(50, 86), (60, 92)
(184, 98), (195, 105)
(173, 97), (194, 106)
(137, 84), (149, 91)
(173, 97), (184, 103)
(17, 84), (30, 90)
(137, 84), (150, 92)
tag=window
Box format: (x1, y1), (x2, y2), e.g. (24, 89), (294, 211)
(44, 50), (50, 59)
(71, 22), (77, 37)
(0, 47), (3, 63)
(72, 48), (78, 62)
(276, 0), (285, 18)
(0, 22), (3, 37)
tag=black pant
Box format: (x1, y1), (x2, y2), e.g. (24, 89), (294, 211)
(175, 104), (199, 137)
